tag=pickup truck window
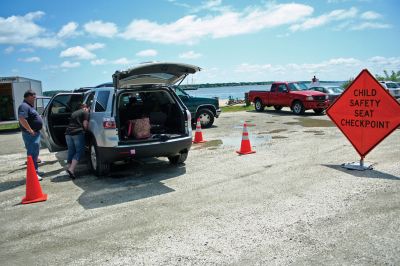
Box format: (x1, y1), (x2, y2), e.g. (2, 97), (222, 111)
(174, 86), (190, 97)
(278, 84), (287, 92)
(288, 83), (306, 91)
(271, 84), (278, 92)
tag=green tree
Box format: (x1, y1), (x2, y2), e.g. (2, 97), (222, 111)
(341, 78), (354, 89)
(375, 70), (400, 82)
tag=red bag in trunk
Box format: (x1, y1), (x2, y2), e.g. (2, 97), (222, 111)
(127, 118), (151, 139)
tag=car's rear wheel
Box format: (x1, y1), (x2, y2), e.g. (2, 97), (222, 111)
(168, 150), (188, 165)
(196, 108), (214, 128)
(255, 99), (264, 112)
(89, 139), (110, 177)
(274, 105), (282, 111)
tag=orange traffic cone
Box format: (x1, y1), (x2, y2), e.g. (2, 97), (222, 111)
(193, 118), (207, 143)
(236, 123), (256, 155)
(21, 156), (47, 204)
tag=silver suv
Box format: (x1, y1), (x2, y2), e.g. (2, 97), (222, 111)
(41, 62), (200, 176)
(379, 81), (400, 99)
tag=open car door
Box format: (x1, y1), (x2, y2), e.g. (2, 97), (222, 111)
(41, 93), (84, 152)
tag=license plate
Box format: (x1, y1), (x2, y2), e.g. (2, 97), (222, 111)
(130, 149), (136, 155)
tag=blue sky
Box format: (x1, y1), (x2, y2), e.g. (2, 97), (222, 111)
(1, 0), (399, 91)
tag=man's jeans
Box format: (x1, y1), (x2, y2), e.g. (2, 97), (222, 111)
(22, 131), (41, 172)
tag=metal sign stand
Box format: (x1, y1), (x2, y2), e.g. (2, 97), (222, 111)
(342, 156), (373, 171)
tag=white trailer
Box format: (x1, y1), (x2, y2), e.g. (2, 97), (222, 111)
(0, 76), (43, 122)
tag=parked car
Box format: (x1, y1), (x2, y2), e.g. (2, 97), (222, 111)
(248, 82), (329, 115)
(379, 81), (400, 99)
(41, 62), (201, 176)
(172, 86), (220, 128)
(308, 85), (343, 104)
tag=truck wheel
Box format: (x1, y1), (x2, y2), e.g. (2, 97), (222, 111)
(292, 101), (305, 115)
(313, 108), (325, 115)
(274, 105), (282, 111)
(168, 151), (188, 165)
(255, 99), (265, 112)
(89, 139), (110, 177)
(196, 108), (214, 128)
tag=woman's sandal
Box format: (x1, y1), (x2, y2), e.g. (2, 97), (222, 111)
(66, 169), (76, 180)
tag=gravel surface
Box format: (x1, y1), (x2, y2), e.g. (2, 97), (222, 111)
(0, 108), (399, 265)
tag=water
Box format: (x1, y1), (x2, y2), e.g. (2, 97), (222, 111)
(185, 82), (343, 100)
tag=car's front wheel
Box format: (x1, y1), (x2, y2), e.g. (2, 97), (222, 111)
(292, 101), (305, 115)
(89, 139), (110, 177)
(168, 151), (188, 165)
(196, 108), (214, 128)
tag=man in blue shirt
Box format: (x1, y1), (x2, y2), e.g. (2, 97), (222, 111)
(18, 90), (43, 181)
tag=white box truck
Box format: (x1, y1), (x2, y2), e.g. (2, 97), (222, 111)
(0, 76), (47, 122)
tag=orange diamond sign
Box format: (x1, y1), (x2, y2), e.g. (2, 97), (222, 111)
(327, 69), (400, 157)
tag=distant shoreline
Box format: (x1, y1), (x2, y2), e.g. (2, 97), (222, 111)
(180, 80), (345, 90)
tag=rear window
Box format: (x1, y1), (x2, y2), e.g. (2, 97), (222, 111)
(95, 91), (110, 112)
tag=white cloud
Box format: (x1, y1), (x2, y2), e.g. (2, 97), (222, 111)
(60, 61), (80, 68)
(20, 47), (35, 52)
(85, 43), (105, 50)
(121, 3), (313, 44)
(179, 51), (202, 59)
(91, 59), (107, 65)
(190, 0), (224, 13)
(84, 20), (118, 37)
(0, 11), (61, 48)
(232, 56), (400, 81)
(290, 7), (358, 31)
(29, 37), (62, 48)
(368, 56), (400, 67)
(112, 57), (133, 65)
(4, 46), (14, 54)
(18, 56), (40, 62)
(360, 11), (381, 20)
(350, 22), (391, 30)
(136, 49), (158, 57)
(57, 22), (79, 38)
(60, 46), (96, 60)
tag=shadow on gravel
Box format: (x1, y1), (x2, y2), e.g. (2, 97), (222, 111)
(246, 109), (325, 117)
(0, 179), (25, 193)
(61, 158), (186, 209)
(323, 164), (400, 181)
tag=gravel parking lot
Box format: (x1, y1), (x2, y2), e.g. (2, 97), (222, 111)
(0, 108), (399, 265)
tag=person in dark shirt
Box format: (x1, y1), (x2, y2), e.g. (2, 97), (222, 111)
(65, 103), (89, 179)
(18, 89), (43, 181)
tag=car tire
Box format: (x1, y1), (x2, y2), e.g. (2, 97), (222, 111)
(89, 139), (110, 177)
(313, 108), (325, 115)
(292, 101), (305, 115)
(274, 105), (282, 111)
(255, 99), (265, 112)
(196, 108), (214, 128)
(168, 151), (188, 165)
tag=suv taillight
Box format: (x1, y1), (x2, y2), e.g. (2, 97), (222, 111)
(186, 109), (191, 121)
(103, 118), (116, 129)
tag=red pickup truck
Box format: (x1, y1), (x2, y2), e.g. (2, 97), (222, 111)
(248, 82), (329, 115)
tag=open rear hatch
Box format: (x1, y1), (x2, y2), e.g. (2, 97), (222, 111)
(113, 62), (200, 144)
(113, 62), (201, 88)
(117, 87), (188, 144)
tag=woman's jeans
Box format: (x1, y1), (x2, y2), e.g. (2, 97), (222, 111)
(65, 133), (85, 164)
(22, 131), (41, 172)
